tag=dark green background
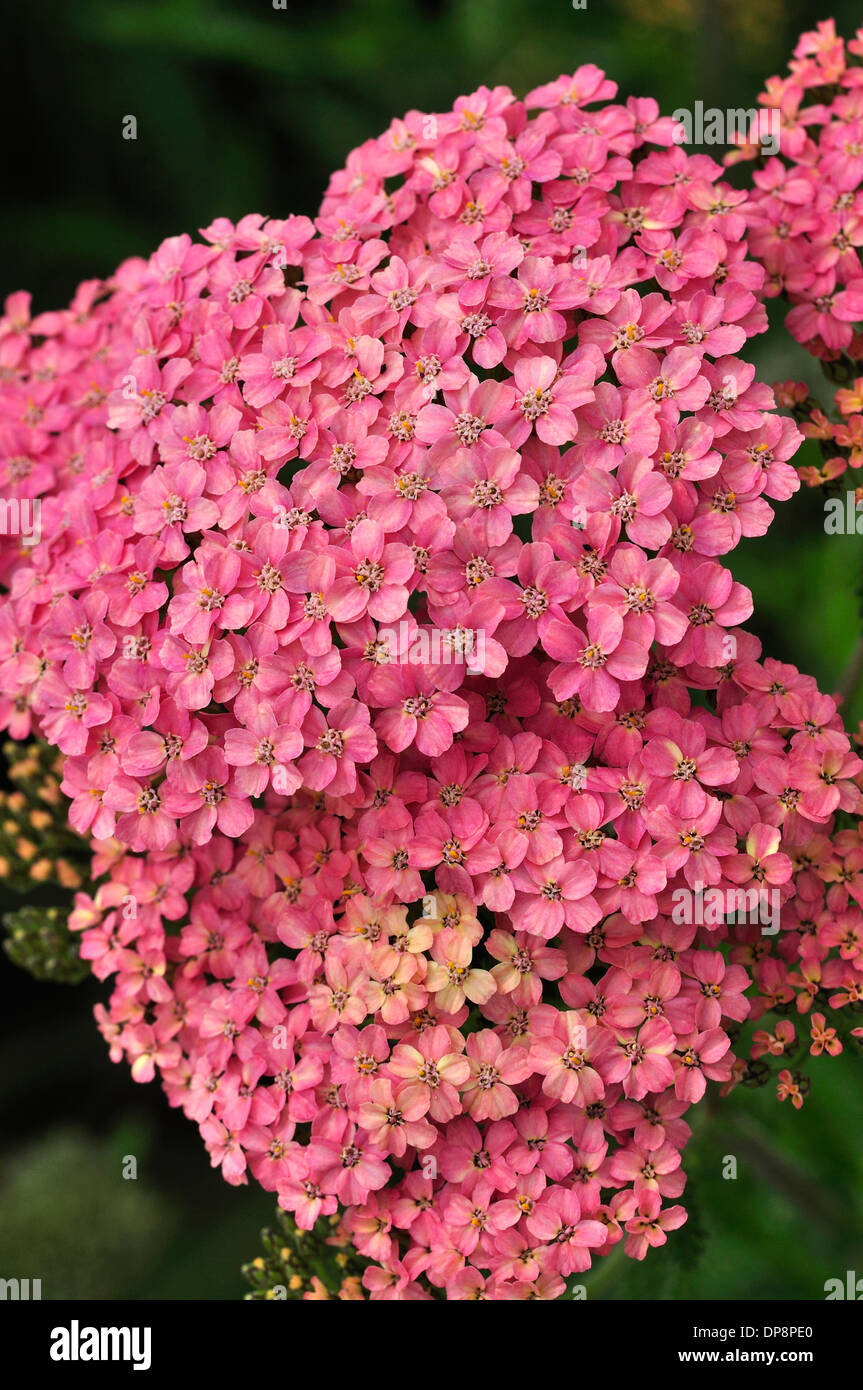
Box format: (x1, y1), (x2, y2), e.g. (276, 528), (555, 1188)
(1, 0), (862, 1299)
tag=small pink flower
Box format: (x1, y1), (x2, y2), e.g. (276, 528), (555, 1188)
(460, 1031), (531, 1120)
(541, 605), (648, 711)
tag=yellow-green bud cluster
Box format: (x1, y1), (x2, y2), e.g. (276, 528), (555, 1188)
(3, 904), (90, 984)
(0, 739), (89, 894)
(241, 1208), (368, 1301)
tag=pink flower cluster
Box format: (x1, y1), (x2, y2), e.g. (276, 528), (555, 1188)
(735, 20), (863, 500)
(739, 19), (863, 360)
(2, 43), (863, 1299)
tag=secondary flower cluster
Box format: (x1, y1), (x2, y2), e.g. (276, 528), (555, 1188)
(2, 41), (863, 1299)
(774, 376), (862, 492)
(739, 19), (863, 358)
(737, 22), (863, 493)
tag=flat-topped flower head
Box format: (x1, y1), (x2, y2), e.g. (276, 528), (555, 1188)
(2, 39), (861, 1299)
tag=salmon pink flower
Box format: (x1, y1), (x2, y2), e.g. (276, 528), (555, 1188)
(776, 1069), (806, 1110)
(440, 445), (539, 546)
(358, 1079), (437, 1156)
(425, 930), (496, 1014)
(540, 605), (648, 711)
(370, 665), (469, 757)
(809, 1011), (842, 1057)
(299, 699), (377, 796)
(489, 254), (583, 348)
(526, 1187), (607, 1275)
(307, 1128), (390, 1206)
(507, 351), (599, 448)
(460, 1031), (531, 1121)
(673, 1028), (731, 1102)
(388, 1026), (470, 1123)
(529, 1012), (603, 1105)
(222, 710), (302, 797)
(623, 1190), (687, 1260)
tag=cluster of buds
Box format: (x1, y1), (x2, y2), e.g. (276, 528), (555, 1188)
(243, 1208), (369, 1301)
(0, 737), (90, 985)
(0, 740), (86, 894)
(3, 903), (90, 984)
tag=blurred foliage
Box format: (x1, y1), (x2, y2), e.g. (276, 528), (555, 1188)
(0, 1127), (174, 1299)
(3, 0), (863, 1301)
